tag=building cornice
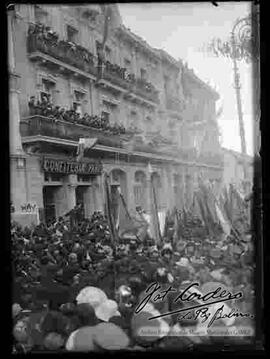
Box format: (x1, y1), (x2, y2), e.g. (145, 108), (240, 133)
(21, 135), (223, 170)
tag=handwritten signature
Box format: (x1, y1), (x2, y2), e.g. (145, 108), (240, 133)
(135, 282), (252, 326)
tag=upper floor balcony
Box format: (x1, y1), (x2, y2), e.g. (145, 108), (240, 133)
(27, 24), (160, 107)
(27, 29), (98, 80)
(20, 115), (131, 149)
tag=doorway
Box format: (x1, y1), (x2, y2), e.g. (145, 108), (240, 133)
(43, 186), (58, 224)
(75, 186), (87, 219)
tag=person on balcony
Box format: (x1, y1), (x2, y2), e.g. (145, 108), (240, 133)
(28, 96), (37, 116)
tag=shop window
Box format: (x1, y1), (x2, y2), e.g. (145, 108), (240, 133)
(77, 174), (92, 182)
(50, 173), (64, 182)
(66, 25), (78, 43)
(44, 173), (65, 182)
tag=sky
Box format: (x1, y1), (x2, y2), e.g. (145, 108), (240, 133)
(118, 2), (254, 155)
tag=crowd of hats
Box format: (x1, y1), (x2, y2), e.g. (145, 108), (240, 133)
(28, 23), (96, 70)
(28, 95), (126, 135)
(12, 209), (254, 352)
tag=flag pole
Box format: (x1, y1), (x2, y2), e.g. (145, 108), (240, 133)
(118, 190), (141, 242)
(151, 179), (162, 245)
(103, 171), (119, 296)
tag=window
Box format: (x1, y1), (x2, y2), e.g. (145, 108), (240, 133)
(77, 174), (92, 182)
(124, 58), (131, 71)
(73, 90), (85, 116)
(140, 68), (147, 81)
(40, 79), (55, 102)
(44, 173), (65, 182)
(145, 116), (153, 133)
(34, 5), (48, 24)
(66, 25), (78, 43)
(105, 46), (112, 61)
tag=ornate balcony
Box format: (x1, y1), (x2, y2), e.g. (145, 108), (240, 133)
(27, 33), (98, 80)
(20, 116), (130, 149)
(27, 24), (160, 106)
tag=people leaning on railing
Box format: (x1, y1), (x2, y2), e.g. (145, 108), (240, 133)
(28, 23), (158, 101)
(28, 95), (127, 135)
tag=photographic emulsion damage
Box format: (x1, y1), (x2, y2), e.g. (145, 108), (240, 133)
(8, 2), (262, 353)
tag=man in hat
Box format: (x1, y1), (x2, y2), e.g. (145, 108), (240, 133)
(28, 96), (36, 116)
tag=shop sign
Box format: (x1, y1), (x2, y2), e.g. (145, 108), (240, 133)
(42, 158), (103, 175)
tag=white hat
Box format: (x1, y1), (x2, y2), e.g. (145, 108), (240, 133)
(95, 300), (121, 322)
(175, 257), (190, 267)
(76, 286), (108, 308)
(162, 243), (173, 251)
(210, 269), (225, 280)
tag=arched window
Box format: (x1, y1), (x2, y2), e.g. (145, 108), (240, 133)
(134, 171), (146, 209)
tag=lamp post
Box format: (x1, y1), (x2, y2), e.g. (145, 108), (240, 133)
(230, 15), (252, 182)
(206, 10), (259, 188)
(231, 14), (256, 186)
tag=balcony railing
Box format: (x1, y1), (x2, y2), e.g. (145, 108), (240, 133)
(20, 116), (128, 149)
(27, 33), (98, 77)
(27, 24), (160, 105)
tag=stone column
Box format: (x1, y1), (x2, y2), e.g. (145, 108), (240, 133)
(8, 10), (24, 156)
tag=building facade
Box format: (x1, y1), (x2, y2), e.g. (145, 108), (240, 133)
(222, 147), (253, 194)
(9, 4), (223, 226)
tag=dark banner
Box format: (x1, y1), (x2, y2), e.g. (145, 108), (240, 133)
(42, 158), (103, 175)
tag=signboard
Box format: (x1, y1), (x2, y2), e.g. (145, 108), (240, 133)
(42, 158), (103, 175)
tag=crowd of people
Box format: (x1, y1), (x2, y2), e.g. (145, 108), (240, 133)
(28, 23), (158, 99)
(28, 94), (127, 135)
(12, 205), (254, 352)
(28, 22), (96, 70)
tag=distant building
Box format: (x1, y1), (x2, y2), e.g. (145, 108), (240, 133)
(9, 4), (223, 226)
(222, 147), (254, 193)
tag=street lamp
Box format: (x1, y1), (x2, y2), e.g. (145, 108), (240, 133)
(204, 9), (259, 187)
(230, 16), (251, 179)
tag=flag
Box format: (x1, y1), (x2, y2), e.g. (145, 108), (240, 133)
(99, 5), (122, 51)
(103, 173), (119, 245)
(147, 162), (154, 174)
(215, 202), (231, 236)
(76, 138), (97, 162)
